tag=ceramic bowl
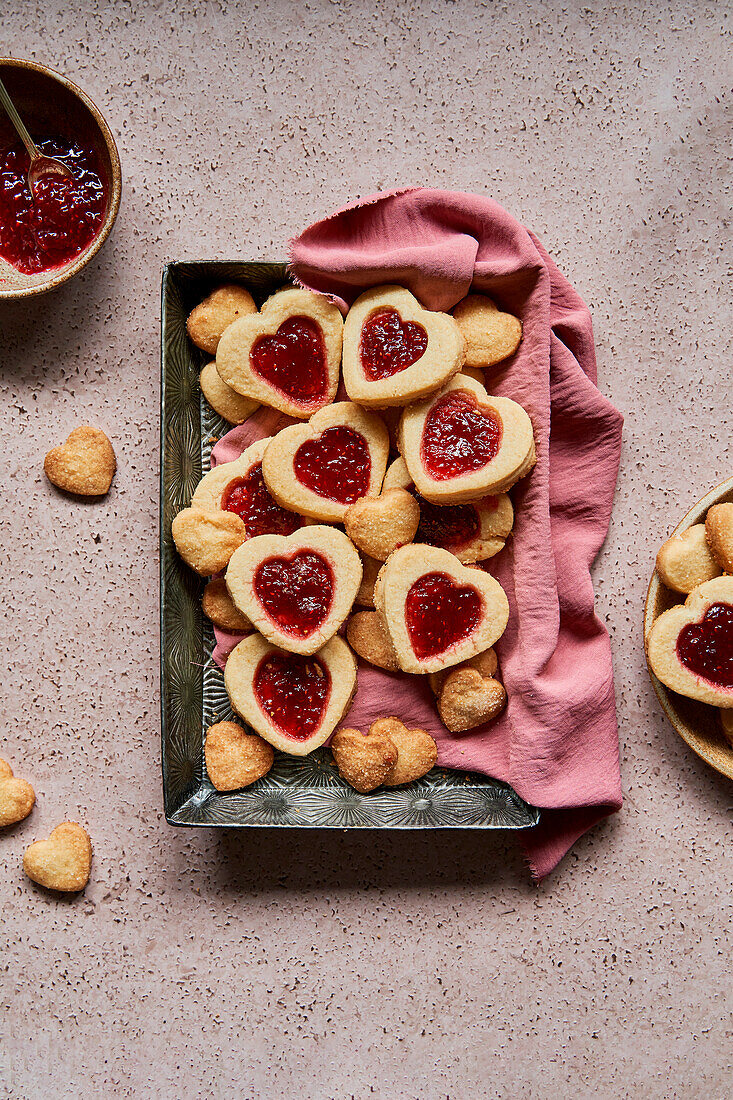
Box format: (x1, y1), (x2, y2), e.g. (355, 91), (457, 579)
(0, 58), (121, 299)
(644, 475), (733, 780)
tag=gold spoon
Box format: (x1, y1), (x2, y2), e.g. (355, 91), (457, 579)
(0, 74), (73, 194)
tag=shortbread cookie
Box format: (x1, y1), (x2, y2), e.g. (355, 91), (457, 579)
(226, 526), (362, 655)
(0, 759), (35, 827)
(331, 726), (399, 793)
(383, 456), (513, 563)
(171, 507), (246, 576)
(261, 402), (389, 523)
(437, 665), (506, 732)
(187, 284), (257, 355)
(346, 610), (401, 672)
(646, 575), (733, 706)
(720, 707), (733, 749)
(344, 489), (420, 561)
(399, 374), (535, 504)
(191, 438), (304, 539)
(202, 578), (252, 632)
(370, 718), (438, 786)
(342, 284), (465, 407)
(656, 524), (721, 593)
(374, 544), (510, 674)
(44, 426), (116, 496)
(428, 647), (498, 697)
(204, 721), (274, 790)
(451, 294), (522, 369)
(23, 822), (92, 892)
(706, 503), (733, 574)
(224, 633), (357, 755)
(355, 554), (381, 608)
(217, 287), (343, 418)
(200, 362), (259, 424)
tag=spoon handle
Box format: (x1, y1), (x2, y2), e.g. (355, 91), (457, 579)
(0, 76), (40, 160)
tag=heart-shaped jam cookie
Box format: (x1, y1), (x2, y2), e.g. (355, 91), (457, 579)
(374, 544), (509, 673)
(23, 822), (92, 892)
(216, 287), (343, 418)
(342, 285), (465, 407)
(451, 293), (522, 370)
(224, 634), (357, 755)
(399, 374), (535, 503)
(646, 576), (733, 705)
(383, 456), (514, 563)
(226, 526), (362, 654)
(655, 524), (721, 594)
(261, 401), (389, 523)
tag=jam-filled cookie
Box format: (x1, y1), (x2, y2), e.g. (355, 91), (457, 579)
(399, 373), (535, 503)
(655, 524), (721, 594)
(342, 285), (465, 407)
(216, 287), (343, 418)
(451, 294), (522, 369)
(187, 284), (257, 355)
(374, 544), (510, 674)
(646, 575), (733, 706)
(261, 402), (389, 523)
(224, 633), (357, 755)
(383, 456), (513, 563)
(226, 526), (362, 655)
(200, 361), (259, 424)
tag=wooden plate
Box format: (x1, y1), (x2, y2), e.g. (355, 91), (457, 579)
(644, 475), (733, 780)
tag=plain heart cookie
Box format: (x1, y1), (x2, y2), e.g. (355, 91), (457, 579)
(0, 759), (35, 827)
(331, 726), (399, 793)
(171, 507), (246, 576)
(342, 284), (465, 407)
(655, 524), (721, 593)
(200, 361), (259, 424)
(344, 489), (420, 561)
(226, 526), (362, 654)
(374, 544), (510, 674)
(202, 578), (252, 632)
(204, 721), (274, 790)
(371, 718), (438, 786)
(346, 610), (401, 672)
(646, 575), (733, 706)
(437, 666), (507, 732)
(44, 426), (116, 497)
(216, 287), (343, 418)
(224, 633), (357, 755)
(706, 503), (733, 574)
(187, 283), (257, 354)
(451, 293), (522, 369)
(261, 401), (389, 523)
(355, 554), (382, 608)
(23, 822), (92, 892)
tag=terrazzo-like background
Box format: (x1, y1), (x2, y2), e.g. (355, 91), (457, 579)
(1, 2), (731, 1097)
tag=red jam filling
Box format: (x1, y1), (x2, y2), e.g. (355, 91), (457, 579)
(414, 491), (481, 551)
(221, 463), (303, 538)
(359, 307), (428, 381)
(0, 137), (106, 275)
(421, 391), (503, 481)
(254, 551), (334, 638)
(405, 571), (482, 660)
(293, 426), (371, 504)
(676, 602), (733, 689)
(250, 316), (328, 407)
(253, 651), (331, 740)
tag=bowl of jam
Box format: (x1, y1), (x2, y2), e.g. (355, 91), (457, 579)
(0, 58), (121, 298)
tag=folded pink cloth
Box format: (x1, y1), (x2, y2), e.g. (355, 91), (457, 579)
(212, 188), (623, 879)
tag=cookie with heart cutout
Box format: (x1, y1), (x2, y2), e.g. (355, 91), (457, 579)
(646, 575), (733, 706)
(655, 524), (721, 594)
(200, 361), (259, 424)
(451, 293), (522, 370)
(261, 401), (390, 523)
(216, 287), (343, 418)
(226, 526), (362, 655)
(344, 488), (420, 561)
(383, 456), (513, 563)
(399, 373), (535, 504)
(374, 544), (510, 674)
(342, 284), (465, 407)
(187, 283), (257, 355)
(706, 503), (733, 574)
(224, 633), (357, 755)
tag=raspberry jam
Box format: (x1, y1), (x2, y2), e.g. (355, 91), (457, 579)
(254, 651), (331, 740)
(359, 307), (428, 380)
(405, 571), (482, 660)
(250, 316), (328, 408)
(294, 426), (371, 504)
(414, 492), (481, 551)
(0, 137), (106, 275)
(221, 463), (303, 538)
(254, 551), (334, 638)
(421, 391), (503, 481)
(676, 603), (733, 689)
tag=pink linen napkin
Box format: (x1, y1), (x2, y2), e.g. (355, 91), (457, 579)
(212, 188), (623, 879)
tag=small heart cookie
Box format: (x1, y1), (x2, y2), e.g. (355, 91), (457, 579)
(342, 285), (465, 407)
(171, 507), (246, 576)
(437, 667), (507, 732)
(262, 402), (389, 523)
(44, 426), (116, 497)
(370, 718), (438, 786)
(656, 524), (721, 593)
(346, 610), (401, 672)
(217, 287), (343, 418)
(0, 759), (35, 827)
(399, 374), (535, 503)
(200, 362), (259, 424)
(383, 456), (513, 563)
(226, 526), (362, 655)
(451, 294), (522, 369)
(646, 575), (733, 705)
(204, 721), (274, 790)
(428, 646), (498, 697)
(331, 727), (399, 793)
(202, 578), (252, 633)
(23, 822), (92, 892)
(374, 544), (509, 674)
(187, 283), (257, 354)
(706, 503), (733, 574)
(355, 554), (381, 608)
(224, 633), (357, 755)
(344, 489), (420, 561)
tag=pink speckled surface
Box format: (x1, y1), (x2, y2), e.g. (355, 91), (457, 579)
(0, 3), (731, 1097)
